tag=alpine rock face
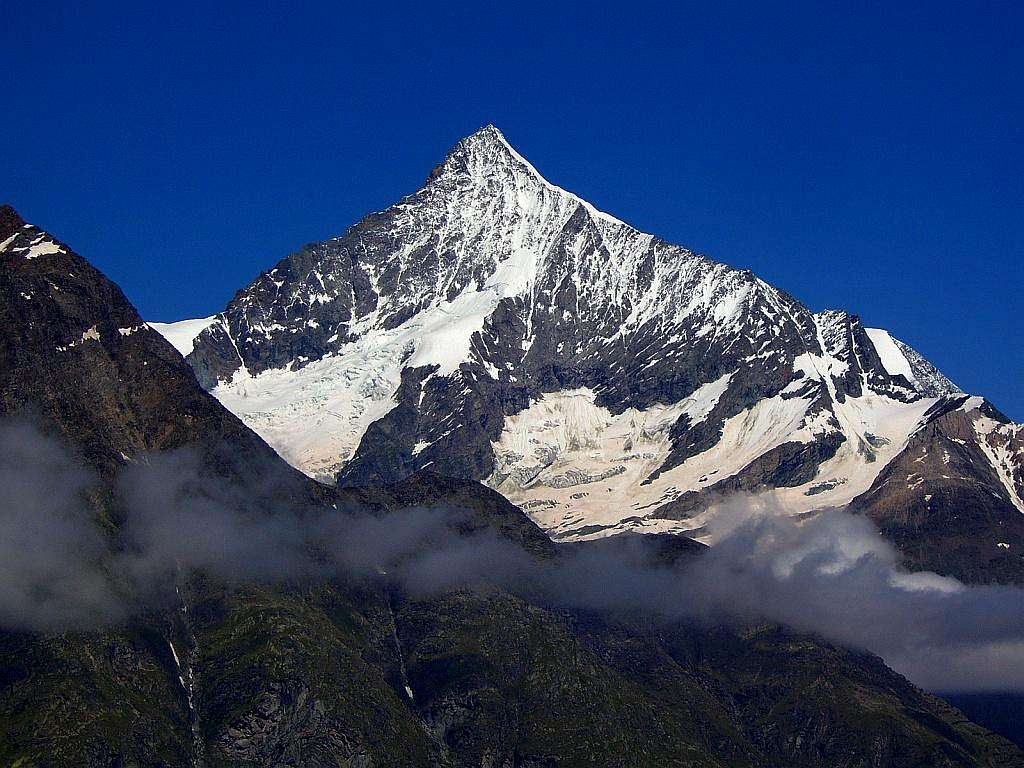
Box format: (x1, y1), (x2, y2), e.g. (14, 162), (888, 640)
(168, 127), (1024, 581)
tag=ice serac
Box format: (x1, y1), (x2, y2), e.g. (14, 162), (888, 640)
(180, 129), (1024, 581)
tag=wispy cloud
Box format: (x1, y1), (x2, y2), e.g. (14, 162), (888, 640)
(2, 417), (1023, 692)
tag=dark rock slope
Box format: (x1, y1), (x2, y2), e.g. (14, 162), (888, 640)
(851, 398), (1024, 582)
(0, 204), (313, 494)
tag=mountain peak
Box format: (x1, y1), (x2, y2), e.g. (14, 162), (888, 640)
(426, 124), (510, 182)
(0, 204), (25, 240)
(427, 125), (626, 232)
(471, 123), (507, 142)
(428, 123), (532, 184)
(462, 124), (541, 176)
(173, 128), (1024, 580)
(458, 124), (515, 155)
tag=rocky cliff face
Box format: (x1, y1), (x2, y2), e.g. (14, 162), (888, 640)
(3, 204), (1022, 766)
(173, 128), (1024, 581)
(0, 204), (311, 491)
(851, 398), (1024, 582)
(0, 202), (335, 765)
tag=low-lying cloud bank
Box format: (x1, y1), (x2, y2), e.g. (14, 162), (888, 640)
(1, 418), (1023, 693)
(0, 419), (126, 628)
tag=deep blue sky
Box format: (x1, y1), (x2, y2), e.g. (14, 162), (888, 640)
(2, 2), (1021, 417)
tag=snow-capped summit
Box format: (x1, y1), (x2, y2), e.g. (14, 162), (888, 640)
(158, 128), (1024, 580)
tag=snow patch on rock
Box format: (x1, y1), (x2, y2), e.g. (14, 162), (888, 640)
(865, 328), (914, 381)
(150, 317), (218, 357)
